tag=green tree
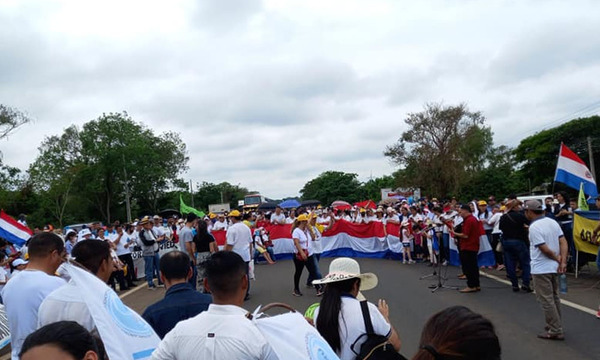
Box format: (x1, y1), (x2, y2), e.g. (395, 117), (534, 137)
(384, 102), (493, 197)
(361, 175), (396, 202)
(514, 116), (600, 190)
(0, 105), (30, 142)
(300, 171), (363, 205)
(28, 112), (189, 224)
(193, 181), (249, 211)
(28, 126), (82, 227)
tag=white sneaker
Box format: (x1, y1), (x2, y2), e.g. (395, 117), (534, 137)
(409, 260), (416, 264)
(402, 260), (407, 264)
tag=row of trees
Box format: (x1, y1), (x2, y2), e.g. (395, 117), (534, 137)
(383, 103), (599, 201)
(1, 103), (596, 229)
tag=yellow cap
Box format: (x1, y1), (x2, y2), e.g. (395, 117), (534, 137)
(209, 213), (217, 219)
(229, 210), (241, 217)
(296, 214), (310, 222)
(477, 200), (487, 206)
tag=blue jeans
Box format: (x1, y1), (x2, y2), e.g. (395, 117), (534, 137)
(442, 233), (450, 261)
(596, 246), (600, 271)
(502, 239), (531, 288)
(144, 253), (161, 287)
(306, 253), (322, 285)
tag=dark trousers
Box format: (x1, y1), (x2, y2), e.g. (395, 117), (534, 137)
(109, 270), (126, 290)
(491, 233), (503, 265)
(118, 253), (136, 286)
(502, 239), (531, 288)
(293, 255), (320, 292)
(459, 250), (480, 288)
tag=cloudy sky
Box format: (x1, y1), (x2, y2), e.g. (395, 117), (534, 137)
(1, 0), (600, 199)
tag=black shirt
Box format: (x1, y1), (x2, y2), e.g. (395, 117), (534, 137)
(499, 211), (529, 242)
(193, 232), (215, 253)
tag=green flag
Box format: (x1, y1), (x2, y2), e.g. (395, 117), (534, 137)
(180, 195), (205, 218)
(578, 182), (589, 211)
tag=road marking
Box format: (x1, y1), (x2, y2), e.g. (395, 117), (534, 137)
(480, 271), (598, 316)
(119, 282), (148, 299)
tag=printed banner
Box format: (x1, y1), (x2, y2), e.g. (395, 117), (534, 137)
(132, 240), (180, 279)
(573, 211), (600, 255)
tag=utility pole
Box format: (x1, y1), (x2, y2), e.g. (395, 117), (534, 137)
(190, 180), (194, 207)
(588, 136), (596, 181)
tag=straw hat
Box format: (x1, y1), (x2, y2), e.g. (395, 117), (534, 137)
(312, 257), (378, 291)
(138, 216), (152, 225)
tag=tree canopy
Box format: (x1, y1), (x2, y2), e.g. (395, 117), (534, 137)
(514, 115), (600, 190)
(27, 112), (188, 225)
(384, 102), (493, 197)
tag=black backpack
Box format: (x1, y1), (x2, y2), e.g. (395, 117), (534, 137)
(351, 301), (407, 360)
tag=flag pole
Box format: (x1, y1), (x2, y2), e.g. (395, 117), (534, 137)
(551, 143), (563, 195)
(588, 136), (596, 182)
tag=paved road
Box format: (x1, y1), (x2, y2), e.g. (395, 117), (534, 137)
(124, 258), (600, 360)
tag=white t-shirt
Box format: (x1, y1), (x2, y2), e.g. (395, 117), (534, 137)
(213, 220), (228, 231)
(153, 225), (166, 239)
(0, 267), (7, 293)
(38, 281), (96, 334)
(479, 211), (493, 231)
(226, 222), (252, 262)
(1, 270), (66, 360)
(308, 226), (322, 254)
(488, 212), (503, 234)
(285, 217), (296, 224)
(292, 227), (311, 256)
(110, 232), (131, 256)
(314, 297), (391, 360)
(529, 217), (564, 274)
(151, 304), (278, 360)
(270, 213), (286, 224)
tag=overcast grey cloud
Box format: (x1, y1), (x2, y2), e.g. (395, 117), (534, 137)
(1, 0), (600, 199)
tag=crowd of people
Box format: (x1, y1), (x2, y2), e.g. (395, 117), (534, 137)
(0, 189), (594, 359)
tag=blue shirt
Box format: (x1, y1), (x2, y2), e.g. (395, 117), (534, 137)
(142, 282), (212, 339)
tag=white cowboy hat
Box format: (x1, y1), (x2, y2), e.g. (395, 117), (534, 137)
(312, 257), (378, 291)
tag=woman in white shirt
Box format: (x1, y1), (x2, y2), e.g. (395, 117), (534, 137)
(313, 258), (402, 360)
(292, 214), (322, 297)
(487, 205), (505, 270)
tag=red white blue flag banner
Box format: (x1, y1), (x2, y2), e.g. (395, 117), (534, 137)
(0, 210), (31, 247)
(555, 143), (598, 196)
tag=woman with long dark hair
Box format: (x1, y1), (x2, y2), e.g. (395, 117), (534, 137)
(193, 219), (217, 293)
(313, 258), (401, 359)
(412, 306), (500, 360)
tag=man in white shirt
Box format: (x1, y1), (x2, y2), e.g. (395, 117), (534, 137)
(225, 210), (253, 301)
(285, 209), (297, 224)
(153, 215), (166, 243)
(270, 206), (286, 225)
(151, 251), (278, 360)
(212, 214), (228, 231)
(524, 200), (568, 340)
(1, 233), (67, 360)
(38, 240), (114, 337)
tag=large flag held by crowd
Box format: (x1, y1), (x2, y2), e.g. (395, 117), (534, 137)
(0, 210), (31, 247)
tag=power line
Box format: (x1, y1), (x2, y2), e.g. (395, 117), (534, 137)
(520, 99), (600, 137)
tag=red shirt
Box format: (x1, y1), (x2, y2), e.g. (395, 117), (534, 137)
(460, 215), (482, 252)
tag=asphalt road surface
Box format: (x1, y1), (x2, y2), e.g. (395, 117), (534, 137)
(124, 257), (600, 360)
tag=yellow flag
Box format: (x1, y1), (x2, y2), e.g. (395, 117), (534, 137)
(578, 182), (589, 211)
